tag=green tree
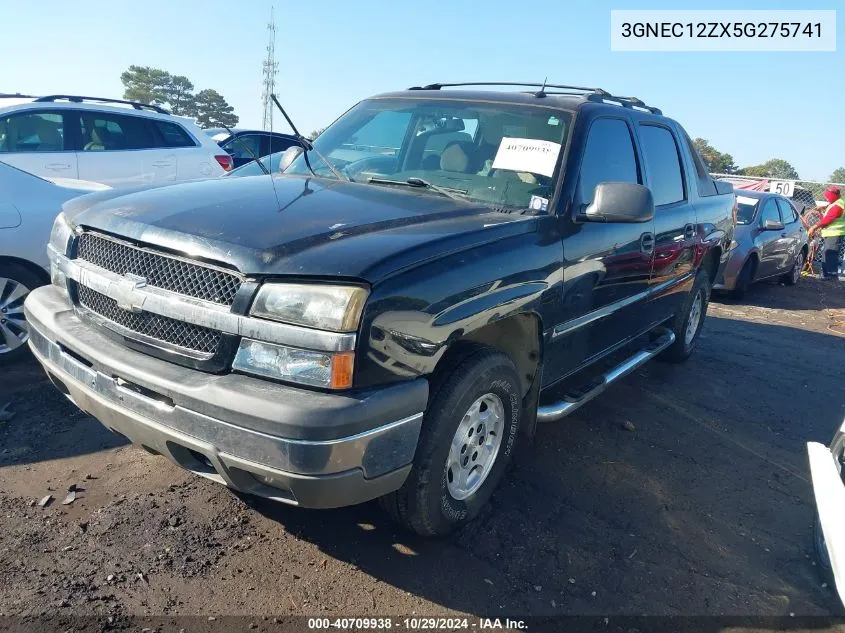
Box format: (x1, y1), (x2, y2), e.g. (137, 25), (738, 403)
(829, 167), (845, 184)
(120, 65), (171, 105)
(740, 158), (799, 180)
(308, 127), (326, 140)
(192, 89), (238, 128)
(693, 138), (737, 174)
(162, 75), (195, 117)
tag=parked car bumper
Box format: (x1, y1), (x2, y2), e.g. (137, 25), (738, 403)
(24, 285), (428, 509)
(807, 418), (845, 609)
(712, 247), (746, 291)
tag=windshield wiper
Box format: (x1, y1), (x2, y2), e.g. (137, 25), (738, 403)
(270, 94), (350, 183)
(367, 177), (469, 202)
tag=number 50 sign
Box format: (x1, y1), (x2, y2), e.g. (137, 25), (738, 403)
(769, 180), (795, 197)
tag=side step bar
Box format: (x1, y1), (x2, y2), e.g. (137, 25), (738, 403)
(536, 327), (676, 423)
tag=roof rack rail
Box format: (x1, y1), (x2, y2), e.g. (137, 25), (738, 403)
(406, 82), (662, 114)
(408, 82), (610, 96)
(32, 95), (170, 114)
(0, 93), (38, 99)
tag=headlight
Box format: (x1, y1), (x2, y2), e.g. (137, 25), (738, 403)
(250, 283), (368, 332)
(49, 212), (73, 254)
(233, 339), (354, 389)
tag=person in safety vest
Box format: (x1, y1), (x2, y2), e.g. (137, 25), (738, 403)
(808, 186), (845, 279)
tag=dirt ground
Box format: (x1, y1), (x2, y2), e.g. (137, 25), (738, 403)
(2, 276), (845, 623)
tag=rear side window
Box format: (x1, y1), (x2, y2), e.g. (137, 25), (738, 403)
(78, 112), (155, 151)
(639, 124), (685, 206)
(776, 197), (799, 223)
(0, 111), (65, 152)
(577, 118), (639, 204)
(264, 135), (296, 155)
(681, 130), (718, 197)
(153, 121), (196, 148)
(223, 134), (261, 159)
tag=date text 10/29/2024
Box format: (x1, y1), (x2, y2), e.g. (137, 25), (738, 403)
(307, 617), (528, 630)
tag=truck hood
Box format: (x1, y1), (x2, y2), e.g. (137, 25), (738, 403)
(64, 174), (537, 282)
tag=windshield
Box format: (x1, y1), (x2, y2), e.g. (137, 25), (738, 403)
(735, 195), (759, 225)
(285, 98), (571, 209)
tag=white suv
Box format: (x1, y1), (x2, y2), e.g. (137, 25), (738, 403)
(0, 94), (231, 187)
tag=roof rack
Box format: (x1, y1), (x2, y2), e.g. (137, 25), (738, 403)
(0, 93), (38, 99)
(31, 95), (170, 114)
(406, 82), (662, 115)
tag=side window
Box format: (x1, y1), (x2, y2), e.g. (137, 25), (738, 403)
(639, 124), (685, 206)
(577, 118), (639, 204)
(153, 121), (196, 148)
(760, 199), (780, 225)
(776, 198), (798, 224)
(223, 135), (261, 159)
(264, 135), (296, 156)
(79, 112), (155, 151)
(0, 111), (65, 152)
(681, 130), (718, 197)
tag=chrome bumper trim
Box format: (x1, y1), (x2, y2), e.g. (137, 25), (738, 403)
(51, 246), (356, 353)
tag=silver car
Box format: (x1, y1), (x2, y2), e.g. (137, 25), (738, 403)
(713, 190), (809, 299)
(0, 160), (108, 363)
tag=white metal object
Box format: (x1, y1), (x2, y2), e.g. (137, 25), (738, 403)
(807, 439), (845, 608)
(769, 180), (795, 197)
(447, 393), (505, 500)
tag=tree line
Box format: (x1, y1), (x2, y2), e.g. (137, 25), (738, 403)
(693, 138), (845, 184)
(120, 65), (238, 129)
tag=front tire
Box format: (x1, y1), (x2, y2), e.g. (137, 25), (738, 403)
(782, 250), (804, 286)
(0, 263), (43, 365)
(657, 269), (710, 364)
(379, 345), (522, 536)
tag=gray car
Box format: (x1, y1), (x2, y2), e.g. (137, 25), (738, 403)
(713, 190), (808, 299)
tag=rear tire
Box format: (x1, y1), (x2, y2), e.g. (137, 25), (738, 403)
(731, 257), (755, 300)
(379, 345), (522, 536)
(0, 263), (43, 365)
(781, 250), (804, 286)
(657, 269), (710, 364)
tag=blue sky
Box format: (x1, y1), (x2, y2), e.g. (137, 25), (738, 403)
(1, 0), (841, 180)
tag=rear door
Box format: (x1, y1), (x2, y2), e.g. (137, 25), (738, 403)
(0, 110), (78, 179)
(551, 116), (655, 381)
(756, 198), (784, 278)
(75, 110), (152, 187)
(776, 197), (804, 271)
(637, 122), (697, 322)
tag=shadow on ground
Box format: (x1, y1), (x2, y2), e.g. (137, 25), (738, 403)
(243, 314), (845, 616)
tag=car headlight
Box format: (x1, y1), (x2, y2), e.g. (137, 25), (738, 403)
(49, 212), (73, 254)
(233, 339), (355, 389)
(250, 283), (368, 332)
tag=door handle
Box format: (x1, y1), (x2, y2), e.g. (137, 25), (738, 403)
(151, 161), (173, 167)
(45, 163), (70, 170)
(684, 223), (696, 240)
(640, 232), (655, 254)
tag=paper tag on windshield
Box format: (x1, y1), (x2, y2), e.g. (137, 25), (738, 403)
(492, 137), (561, 178)
(736, 195), (757, 206)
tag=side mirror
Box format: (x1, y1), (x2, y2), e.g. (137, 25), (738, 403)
(762, 219), (785, 231)
(278, 146), (304, 173)
(581, 182), (654, 224)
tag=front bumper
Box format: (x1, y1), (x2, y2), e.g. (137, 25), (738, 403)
(807, 418), (845, 609)
(712, 247), (745, 291)
(24, 285), (428, 509)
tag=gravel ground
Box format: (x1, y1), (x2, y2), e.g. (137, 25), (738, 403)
(1, 276), (845, 622)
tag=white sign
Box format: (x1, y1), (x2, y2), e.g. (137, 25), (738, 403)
(491, 137), (561, 178)
(769, 180), (795, 197)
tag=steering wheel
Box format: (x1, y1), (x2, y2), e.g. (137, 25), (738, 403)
(342, 156), (396, 179)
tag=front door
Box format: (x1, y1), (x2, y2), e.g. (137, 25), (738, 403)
(756, 197), (785, 278)
(0, 110), (78, 179)
(549, 116), (655, 383)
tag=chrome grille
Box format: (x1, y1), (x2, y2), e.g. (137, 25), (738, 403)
(77, 232), (242, 306)
(77, 285), (221, 356)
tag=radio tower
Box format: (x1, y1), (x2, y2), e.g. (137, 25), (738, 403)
(261, 6), (278, 131)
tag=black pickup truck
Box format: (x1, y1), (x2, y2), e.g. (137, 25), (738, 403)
(24, 83), (734, 535)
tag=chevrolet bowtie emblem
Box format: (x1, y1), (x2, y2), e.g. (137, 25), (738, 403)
(113, 273), (147, 313)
